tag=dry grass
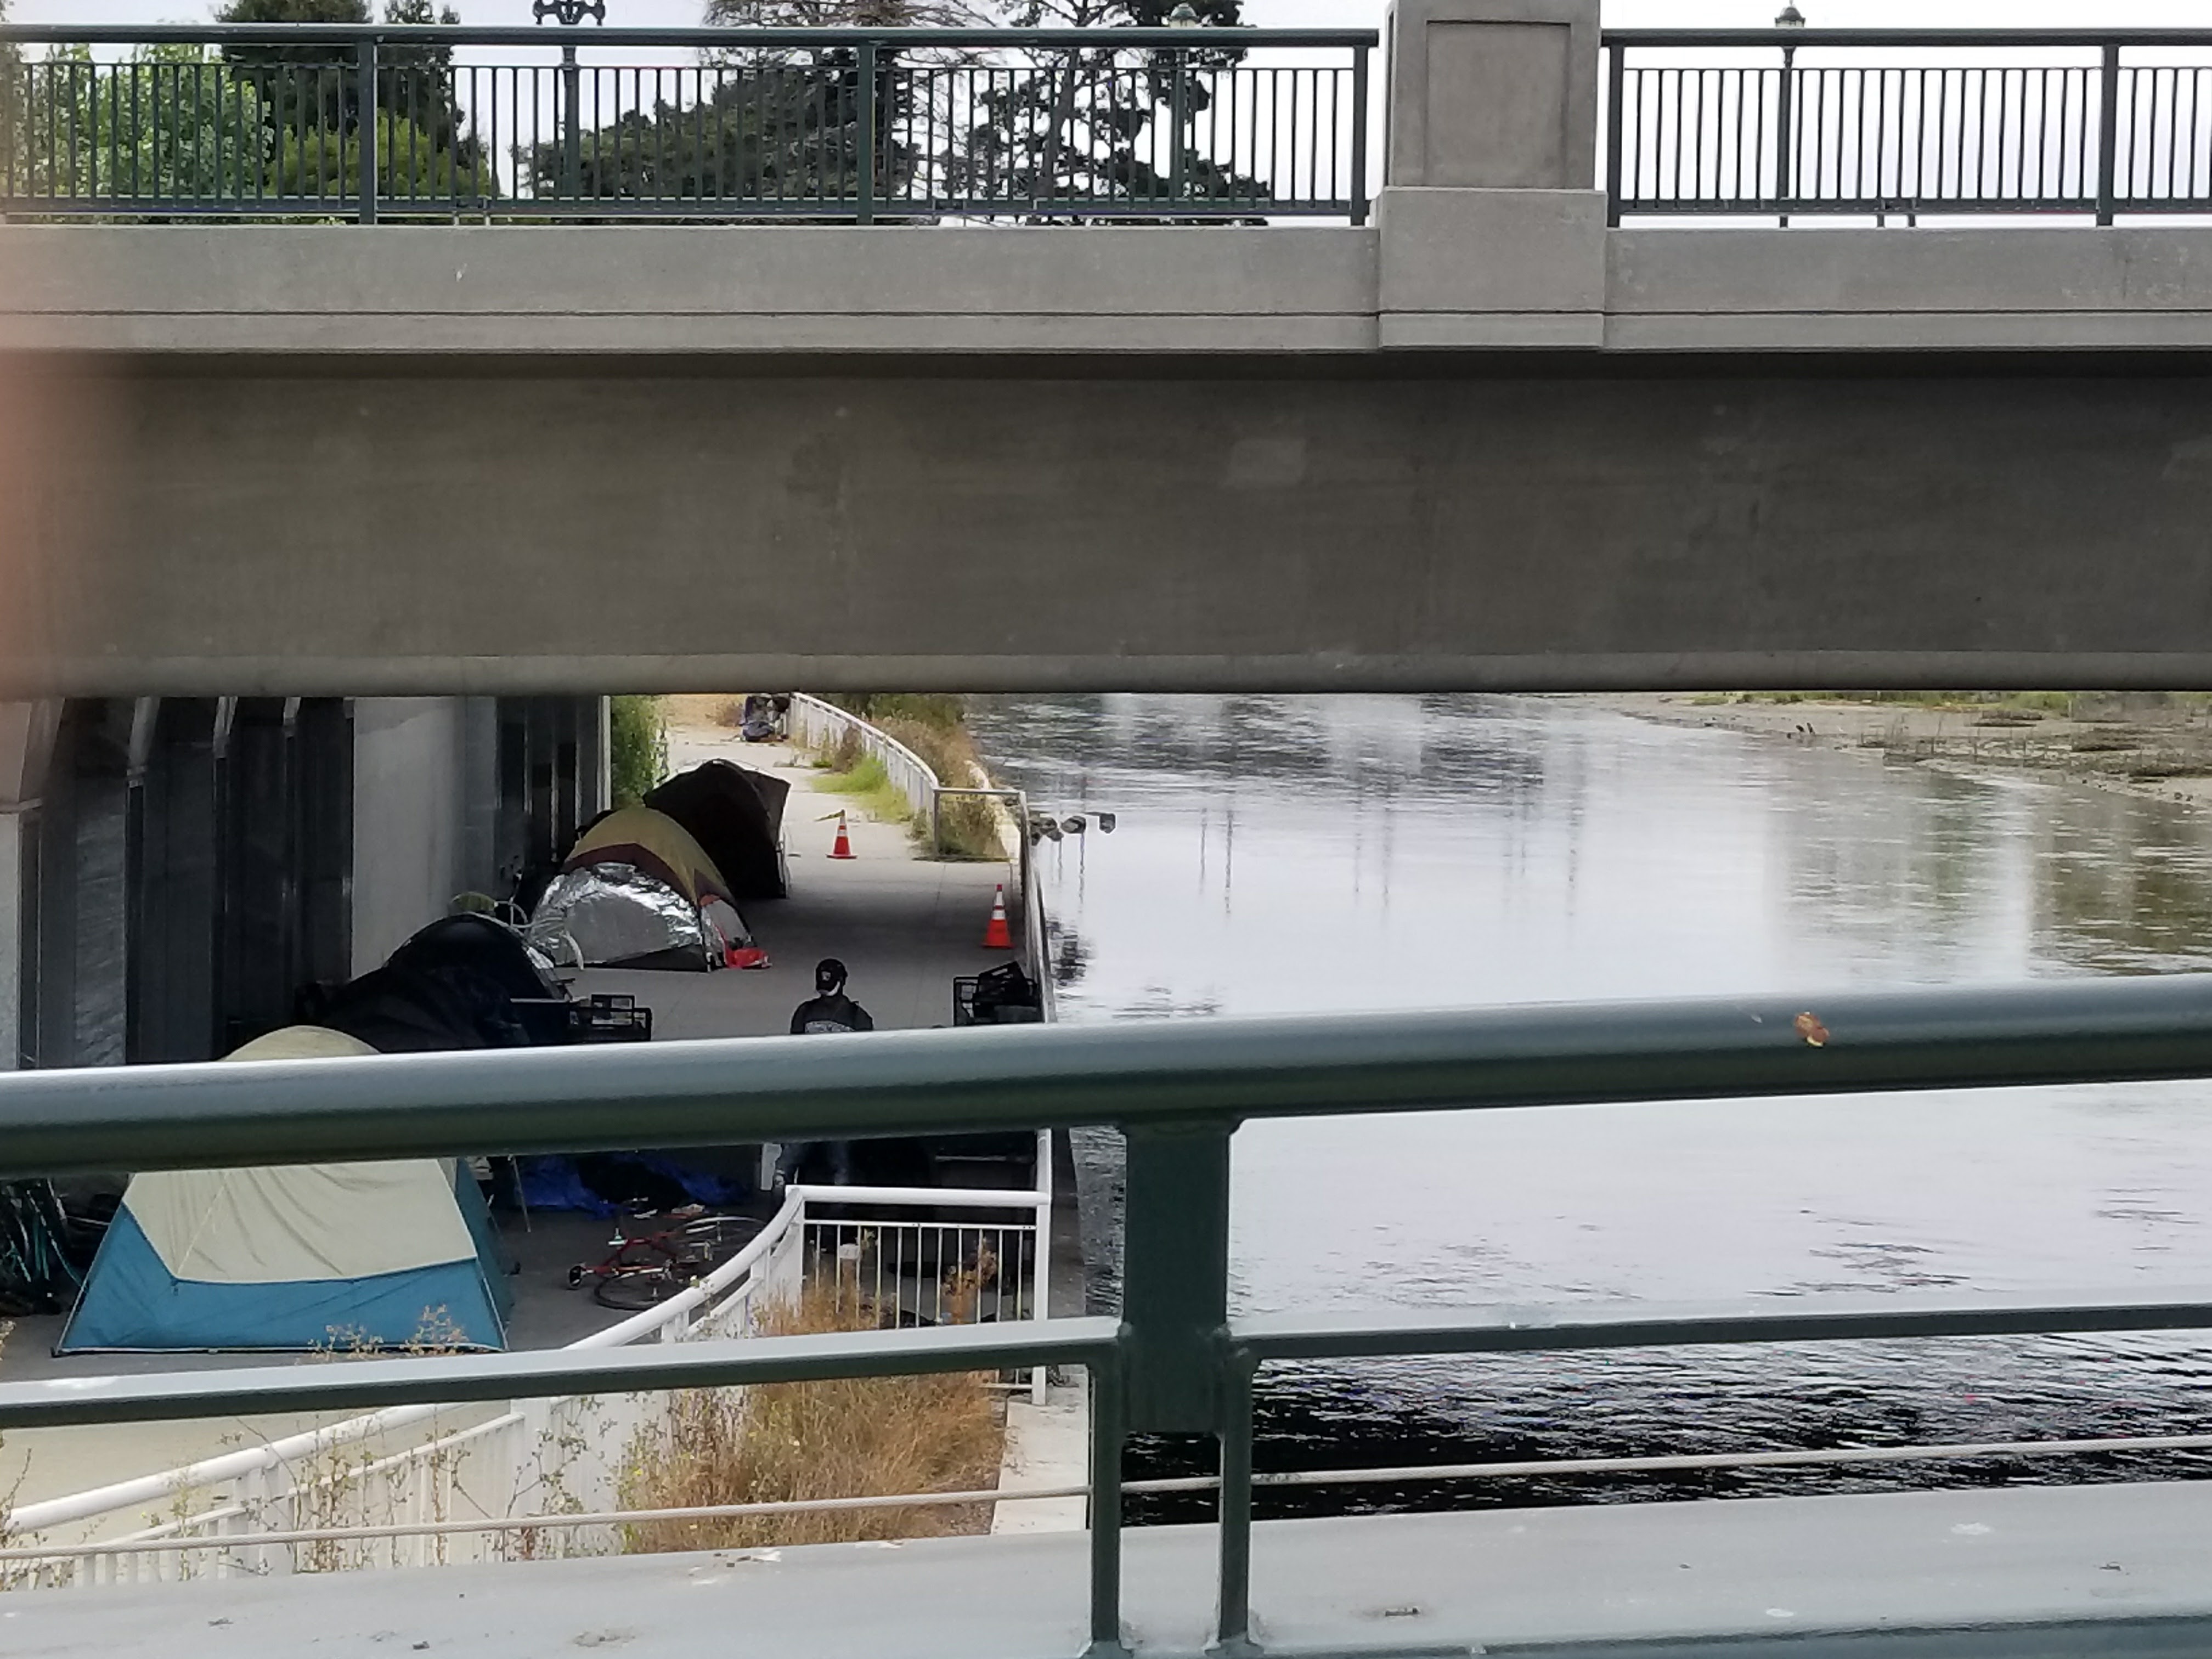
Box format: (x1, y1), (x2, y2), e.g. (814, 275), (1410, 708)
(874, 715), (1007, 860)
(619, 1286), (1003, 1554)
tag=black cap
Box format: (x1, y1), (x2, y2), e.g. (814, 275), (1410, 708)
(815, 958), (848, 992)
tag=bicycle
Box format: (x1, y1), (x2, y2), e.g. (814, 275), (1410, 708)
(566, 1206), (761, 1312)
(0, 1181), (95, 1317)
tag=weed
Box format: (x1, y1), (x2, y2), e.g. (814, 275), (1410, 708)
(619, 1286), (1002, 1554)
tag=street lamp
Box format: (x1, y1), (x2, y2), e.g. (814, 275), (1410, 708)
(535, 0), (606, 203)
(1775, 3), (1804, 226)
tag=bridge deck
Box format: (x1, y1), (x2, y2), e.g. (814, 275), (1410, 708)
(24, 1478), (2212, 1657)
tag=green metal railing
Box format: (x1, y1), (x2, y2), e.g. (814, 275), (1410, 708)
(0, 24), (1374, 225)
(1606, 27), (2212, 224)
(5, 974), (2212, 1653)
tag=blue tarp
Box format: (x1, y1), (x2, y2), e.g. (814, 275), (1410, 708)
(514, 1154), (750, 1216)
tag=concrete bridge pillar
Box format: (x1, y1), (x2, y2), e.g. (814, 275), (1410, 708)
(0, 704), (59, 1071)
(1378, 0), (1605, 346)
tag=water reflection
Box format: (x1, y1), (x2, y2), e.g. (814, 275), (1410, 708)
(968, 694), (2212, 1517)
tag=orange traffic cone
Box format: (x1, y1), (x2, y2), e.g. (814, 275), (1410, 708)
(982, 883), (1013, 949)
(828, 812), (856, 860)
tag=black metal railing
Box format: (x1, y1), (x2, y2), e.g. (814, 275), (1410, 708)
(1606, 28), (2212, 224)
(7, 978), (2212, 1650)
(0, 24), (1373, 225)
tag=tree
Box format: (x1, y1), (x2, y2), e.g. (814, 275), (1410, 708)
(947, 0), (1262, 218)
(273, 103), (493, 206)
(527, 51), (917, 212)
(10, 43), (273, 207)
(515, 0), (986, 215)
(609, 697), (667, 808)
(703, 0), (1260, 219)
(216, 0), (467, 161)
(0, 3), (20, 188)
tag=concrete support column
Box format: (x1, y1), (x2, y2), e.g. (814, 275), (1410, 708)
(524, 699), (557, 883)
(459, 697), (504, 902)
(494, 697), (531, 901)
(36, 702), (134, 1068)
(578, 696), (611, 823)
(218, 699), (296, 1049)
(352, 698), (467, 975)
(1378, 0), (1605, 347)
(550, 696), (580, 864)
(0, 704), (59, 1070)
(131, 700), (221, 1063)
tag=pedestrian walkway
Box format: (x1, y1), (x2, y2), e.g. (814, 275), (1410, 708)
(49, 1478), (2212, 1659)
(571, 712), (1015, 1037)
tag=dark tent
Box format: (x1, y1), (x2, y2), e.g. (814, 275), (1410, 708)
(646, 760), (790, 901)
(312, 916), (559, 1053)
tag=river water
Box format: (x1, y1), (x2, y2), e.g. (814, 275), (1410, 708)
(967, 693), (2212, 1519)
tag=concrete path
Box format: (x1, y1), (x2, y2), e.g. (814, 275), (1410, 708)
(573, 720), (1014, 1039)
(30, 1478), (2212, 1658)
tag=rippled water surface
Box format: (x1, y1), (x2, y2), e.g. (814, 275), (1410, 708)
(967, 693), (2212, 1516)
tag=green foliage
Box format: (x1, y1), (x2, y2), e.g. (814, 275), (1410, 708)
(532, 0), (1252, 217)
(608, 696), (667, 809)
(828, 693), (966, 732)
(273, 104), (493, 204)
(7, 44), (273, 204)
(528, 56), (915, 211)
(954, 0), (1261, 216)
(216, 0), (371, 19)
(822, 695), (1004, 860)
(216, 0), (467, 158)
(0, 16), (481, 214)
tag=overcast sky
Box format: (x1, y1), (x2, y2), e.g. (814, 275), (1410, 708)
(13, 0), (2212, 33)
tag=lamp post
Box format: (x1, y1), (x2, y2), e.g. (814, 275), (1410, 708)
(534, 0), (606, 202)
(1775, 3), (1804, 225)
(1164, 3), (1200, 207)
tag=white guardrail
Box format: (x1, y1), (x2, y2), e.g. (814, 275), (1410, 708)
(785, 695), (1041, 961)
(787, 693), (944, 827)
(2, 1170), (1051, 1588)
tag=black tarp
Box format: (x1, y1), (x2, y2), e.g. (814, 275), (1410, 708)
(311, 916), (561, 1053)
(645, 761), (789, 901)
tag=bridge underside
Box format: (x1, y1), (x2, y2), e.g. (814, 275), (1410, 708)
(7, 352), (2211, 698)
(27, 1478), (2212, 1657)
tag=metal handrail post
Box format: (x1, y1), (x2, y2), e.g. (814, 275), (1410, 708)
(356, 36), (377, 224)
(1604, 40), (1623, 223)
(1085, 1354), (1131, 1658)
(2097, 40), (2120, 223)
(1349, 41), (1370, 225)
(561, 41), (581, 201)
(856, 38), (877, 223)
(1213, 1348), (1259, 1656)
(1168, 51), (1189, 207)
(1030, 1125), (1053, 1404)
(1776, 40), (1796, 224)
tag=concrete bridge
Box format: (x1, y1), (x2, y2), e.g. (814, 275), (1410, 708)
(8, 8), (2212, 699)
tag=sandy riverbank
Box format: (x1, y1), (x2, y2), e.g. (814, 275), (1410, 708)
(1596, 693), (2212, 815)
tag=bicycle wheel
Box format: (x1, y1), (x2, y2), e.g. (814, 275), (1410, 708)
(671, 1215), (762, 1272)
(593, 1268), (687, 1312)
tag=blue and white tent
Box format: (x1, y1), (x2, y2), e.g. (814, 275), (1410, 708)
(58, 1027), (510, 1355)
